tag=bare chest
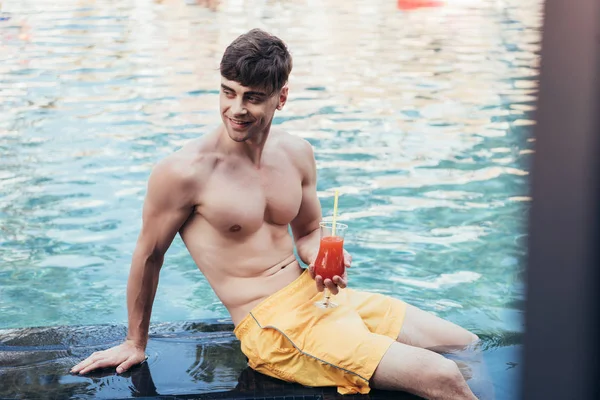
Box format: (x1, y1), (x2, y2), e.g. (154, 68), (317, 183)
(197, 158), (303, 235)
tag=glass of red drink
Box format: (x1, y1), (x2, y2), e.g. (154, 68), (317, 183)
(313, 221), (348, 309)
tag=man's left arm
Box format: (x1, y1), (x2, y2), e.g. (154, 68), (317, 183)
(289, 139), (351, 294)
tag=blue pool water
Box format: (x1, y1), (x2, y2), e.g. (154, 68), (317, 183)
(0, 0), (540, 396)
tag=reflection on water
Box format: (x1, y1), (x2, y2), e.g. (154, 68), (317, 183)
(1, 0), (540, 391)
(0, 322), (245, 399)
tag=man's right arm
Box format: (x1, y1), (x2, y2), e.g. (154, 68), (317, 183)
(70, 157), (197, 375)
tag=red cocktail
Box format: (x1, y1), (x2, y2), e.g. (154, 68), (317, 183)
(314, 236), (345, 281)
(314, 221), (348, 309)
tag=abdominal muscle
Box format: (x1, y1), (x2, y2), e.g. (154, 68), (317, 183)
(180, 219), (305, 326)
(215, 257), (302, 325)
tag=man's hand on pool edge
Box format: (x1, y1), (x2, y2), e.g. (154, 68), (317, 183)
(308, 250), (352, 295)
(70, 339), (147, 375)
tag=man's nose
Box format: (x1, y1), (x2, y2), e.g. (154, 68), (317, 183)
(231, 98), (247, 116)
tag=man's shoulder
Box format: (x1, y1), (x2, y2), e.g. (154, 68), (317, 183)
(273, 129), (314, 158)
(152, 135), (217, 186)
(271, 130), (315, 181)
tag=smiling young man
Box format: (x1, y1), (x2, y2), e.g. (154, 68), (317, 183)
(71, 29), (480, 400)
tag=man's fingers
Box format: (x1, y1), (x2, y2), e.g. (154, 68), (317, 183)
(71, 355), (98, 374)
(116, 362), (129, 374)
(80, 356), (124, 375)
(324, 279), (339, 295)
(343, 251), (352, 267)
(78, 359), (105, 375)
(70, 363), (82, 374)
(117, 356), (140, 374)
(317, 272), (349, 293)
(315, 275), (325, 292)
(71, 343), (146, 376)
(333, 275), (347, 289)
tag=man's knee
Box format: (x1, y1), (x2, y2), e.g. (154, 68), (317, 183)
(467, 332), (479, 345)
(428, 358), (476, 400)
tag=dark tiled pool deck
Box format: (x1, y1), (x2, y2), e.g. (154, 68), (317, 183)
(0, 320), (519, 399)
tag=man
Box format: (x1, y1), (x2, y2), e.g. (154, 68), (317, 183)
(71, 29), (479, 400)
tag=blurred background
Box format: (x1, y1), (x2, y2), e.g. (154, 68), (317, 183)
(0, 0), (543, 398)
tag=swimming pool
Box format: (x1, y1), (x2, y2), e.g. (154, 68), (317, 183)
(0, 0), (541, 397)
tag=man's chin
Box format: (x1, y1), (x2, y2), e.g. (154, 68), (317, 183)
(227, 131), (251, 142)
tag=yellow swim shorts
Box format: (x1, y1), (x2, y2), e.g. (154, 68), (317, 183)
(233, 269), (407, 395)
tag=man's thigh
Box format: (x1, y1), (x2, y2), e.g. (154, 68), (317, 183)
(398, 303), (478, 349)
(245, 305), (398, 395)
(347, 289), (476, 349)
(344, 288), (406, 339)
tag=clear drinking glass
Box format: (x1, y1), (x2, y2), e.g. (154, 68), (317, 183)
(313, 221), (348, 309)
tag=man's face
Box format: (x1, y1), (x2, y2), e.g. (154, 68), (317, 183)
(219, 77), (287, 143)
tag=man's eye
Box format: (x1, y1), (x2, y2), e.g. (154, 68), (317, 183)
(248, 97), (261, 103)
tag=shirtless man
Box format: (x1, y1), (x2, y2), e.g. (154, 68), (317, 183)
(71, 29), (479, 400)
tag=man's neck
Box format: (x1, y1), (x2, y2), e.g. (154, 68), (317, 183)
(219, 125), (272, 167)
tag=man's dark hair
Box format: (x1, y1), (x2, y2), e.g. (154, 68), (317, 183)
(220, 29), (293, 96)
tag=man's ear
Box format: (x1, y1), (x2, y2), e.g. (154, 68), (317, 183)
(277, 85), (288, 110)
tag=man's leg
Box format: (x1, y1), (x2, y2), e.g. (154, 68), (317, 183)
(346, 289), (477, 349)
(396, 303), (495, 399)
(370, 341), (477, 400)
(398, 303), (479, 349)
(346, 290), (484, 398)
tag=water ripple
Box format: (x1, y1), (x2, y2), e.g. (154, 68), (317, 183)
(0, 0), (539, 356)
